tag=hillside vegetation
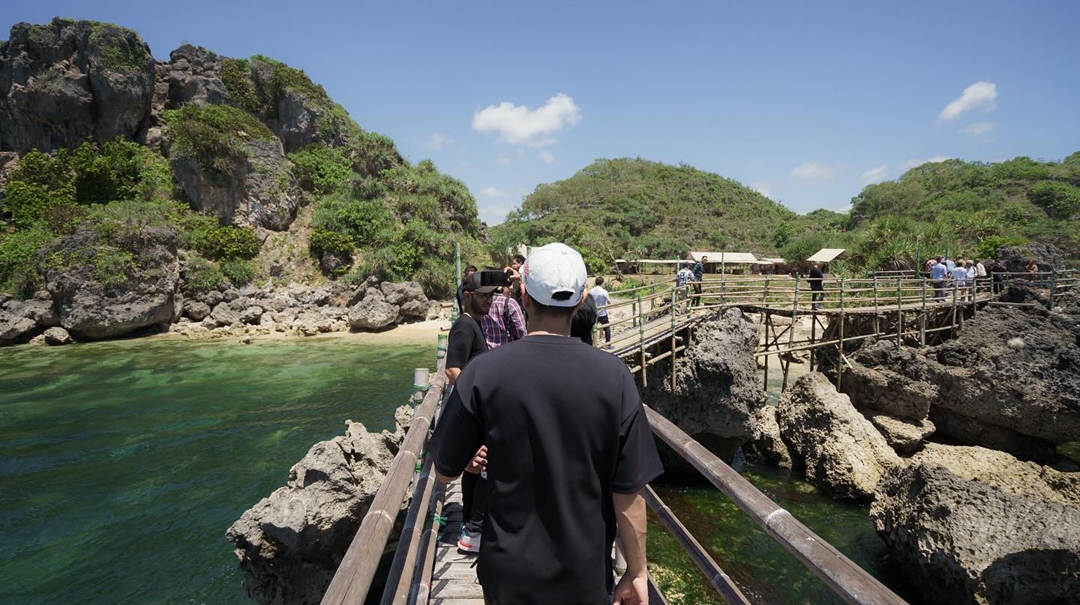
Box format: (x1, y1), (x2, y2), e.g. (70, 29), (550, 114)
(490, 155), (1079, 275)
(0, 19), (485, 300)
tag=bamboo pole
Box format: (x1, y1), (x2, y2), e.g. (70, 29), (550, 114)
(410, 483), (444, 604)
(644, 408), (910, 605)
(639, 292), (647, 388)
(381, 456), (438, 605)
(837, 277), (845, 390)
(895, 276), (902, 347)
(919, 277), (927, 347)
(783, 276), (800, 390)
(320, 373), (447, 605)
(644, 486), (752, 605)
(671, 288), (677, 388)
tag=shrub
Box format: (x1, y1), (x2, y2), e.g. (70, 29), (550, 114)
(0, 225), (54, 296)
(72, 140), (146, 204)
(221, 58), (259, 115)
(977, 235), (1028, 260)
(1028, 181), (1080, 218)
(312, 192), (394, 246)
(162, 104), (275, 180)
(220, 259), (255, 286)
(309, 228), (354, 256)
(187, 218), (260, 260)
(288, 144), (353, 195)
(5, 150), (76, 227)
(182, 255), (226, 294)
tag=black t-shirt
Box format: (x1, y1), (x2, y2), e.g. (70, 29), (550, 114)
(446, 313), (487, 371)
(431, 335), (664, 605)
(809, 267), (824, 290)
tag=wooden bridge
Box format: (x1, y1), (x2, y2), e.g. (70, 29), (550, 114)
(318, 270), (1077, 605)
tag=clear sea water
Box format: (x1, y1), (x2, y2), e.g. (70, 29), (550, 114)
(0, 337), (913, 605)
(0, 337), (432, 605)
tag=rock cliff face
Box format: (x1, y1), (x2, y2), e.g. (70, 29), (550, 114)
(226, 407), (412, 605)
(642, 308), (769, 457)
(0, 18), (154, 153)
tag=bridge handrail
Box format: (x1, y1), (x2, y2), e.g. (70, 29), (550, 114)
(644, 406), (909, 605)
(320, 371), (448, 605)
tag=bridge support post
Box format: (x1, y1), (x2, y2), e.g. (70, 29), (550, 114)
(896, 276), (903, 347)
(836, 277), (845, 391)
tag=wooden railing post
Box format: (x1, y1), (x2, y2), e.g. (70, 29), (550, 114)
(895, 276), (902, 347)
(1051, 270), (1058, 311)
(919, 276), (927, 346)
(836, 277), (845, 390)
(638, 292), (647, 388)
(783, 276), (800, 390)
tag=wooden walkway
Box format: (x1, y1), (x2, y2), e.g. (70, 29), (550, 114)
(429, 479), (484, 604)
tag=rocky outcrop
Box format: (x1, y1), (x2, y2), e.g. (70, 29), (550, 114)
(170, 137), (302, 231)
(871, 463), (1080, 605)
(909, 443), (1080, 511)
(43, 227), (180, 339)
(743, 405), (794, 469)
(863, 412), (934, 456)
(165, 44), (226, 108)
(44, 326), (72, 345)
(778, 372), (901, 498)
(844, 301), (1080, 460)
(348, 288), (401, 331)
(380, 282), (428, 318)
(0, 309), (37, 344)
(643, 308), (769, 451)
(226, 407), (412, 605)
(0, 18), (155, 154)
(996, 242), (1066, 273)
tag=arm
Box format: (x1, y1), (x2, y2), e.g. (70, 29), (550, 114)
(445, 367), (461, 385)
(612, 490), (649, 604)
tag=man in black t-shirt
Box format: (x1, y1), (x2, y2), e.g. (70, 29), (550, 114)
(432, 243), (664, 605)
(446, 270), (498, 553)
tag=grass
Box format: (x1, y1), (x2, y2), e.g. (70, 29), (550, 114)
(162, 104), (275, 180)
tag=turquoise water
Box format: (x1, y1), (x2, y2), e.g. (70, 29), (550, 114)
(0, 337), (432, 605)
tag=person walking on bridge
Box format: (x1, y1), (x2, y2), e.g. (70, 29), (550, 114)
(691, 256), (707, 306)
(930, 257), (948, 299)
(432, 242), (664, 605)
(809, 263), (825, 310)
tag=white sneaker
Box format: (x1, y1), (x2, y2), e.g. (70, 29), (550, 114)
(457, 529), (481, 553)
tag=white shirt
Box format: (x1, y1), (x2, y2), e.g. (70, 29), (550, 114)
(976, 262), (987, 277)
(589, 286), (610, 317)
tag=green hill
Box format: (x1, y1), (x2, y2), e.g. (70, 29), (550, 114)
(488, 158), (809, 271)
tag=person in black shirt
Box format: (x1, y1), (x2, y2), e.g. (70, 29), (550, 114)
(432, 243), (664, 605)
(446, 270), (499, 553)
(809, 263), (825, 310)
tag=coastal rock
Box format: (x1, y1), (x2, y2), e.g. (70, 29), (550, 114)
(210, 302), (240, 327)
(643, 308), (769, 451)
(0, 18), (155, 154)
(43, 326), (72, 345)
(778, 372), (901, 498)
(840, 345), (936, 420)
(226, 410), (410, 605)
(870, 463), (1080, 605)
(910, 443), (1080, 510)
(743, 405), (794, 469)
(0, 310), (37, 344)
(927, 409), (1056, 462)
(996, 242), (1066, 273)
(2, 295), (60, 327)
(240, 306), (264, 325)
(44, 227), (180, 339)
(864, 412), (935, 456)
(348, 289), (398, 331)
(183, 299), (211, 321)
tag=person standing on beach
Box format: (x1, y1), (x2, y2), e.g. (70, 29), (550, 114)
(432, 242), (664, 605)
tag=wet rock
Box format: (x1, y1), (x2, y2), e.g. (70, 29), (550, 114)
(778, 372), (901, 498)
(43, 326), (72, 345)
(743, 405), (794, 469)
(871, 463), (1080, 605)
(226, 410), (409, 605)
(643, 308), (768, 446)
(863, 412), (935, 456)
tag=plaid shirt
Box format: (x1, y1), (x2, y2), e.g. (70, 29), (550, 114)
(480, 293), (527, 349)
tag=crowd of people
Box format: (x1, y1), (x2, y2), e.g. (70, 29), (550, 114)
(433, 244), (660, 605)
(925, 256), (1038, 299)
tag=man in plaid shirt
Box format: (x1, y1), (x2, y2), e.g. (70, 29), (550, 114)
(480, 282), (527, 349)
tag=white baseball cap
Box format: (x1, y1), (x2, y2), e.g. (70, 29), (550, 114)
(522, 243), (587, 307)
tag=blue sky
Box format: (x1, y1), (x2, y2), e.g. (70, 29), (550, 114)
(3, 1), (1078, 224)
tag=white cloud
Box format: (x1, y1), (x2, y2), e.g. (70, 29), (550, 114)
(472, 93), (582, 147)
(750, 181), (772, 198)
(862, 165), (889, 184)
(791, 162), (836, 181)
(426, 132), (454, 151)
(480, 187), (505, 198)
(496, 152), (513, 165)
(939, 81), (997, 121)
(538, 150), (555, 164)
(898, 155), (952, 172)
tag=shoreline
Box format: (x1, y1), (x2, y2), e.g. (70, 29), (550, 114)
(147, 318), (452, 347)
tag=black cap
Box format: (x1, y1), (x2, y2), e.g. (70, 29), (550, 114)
(463, 270), (509, 294)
